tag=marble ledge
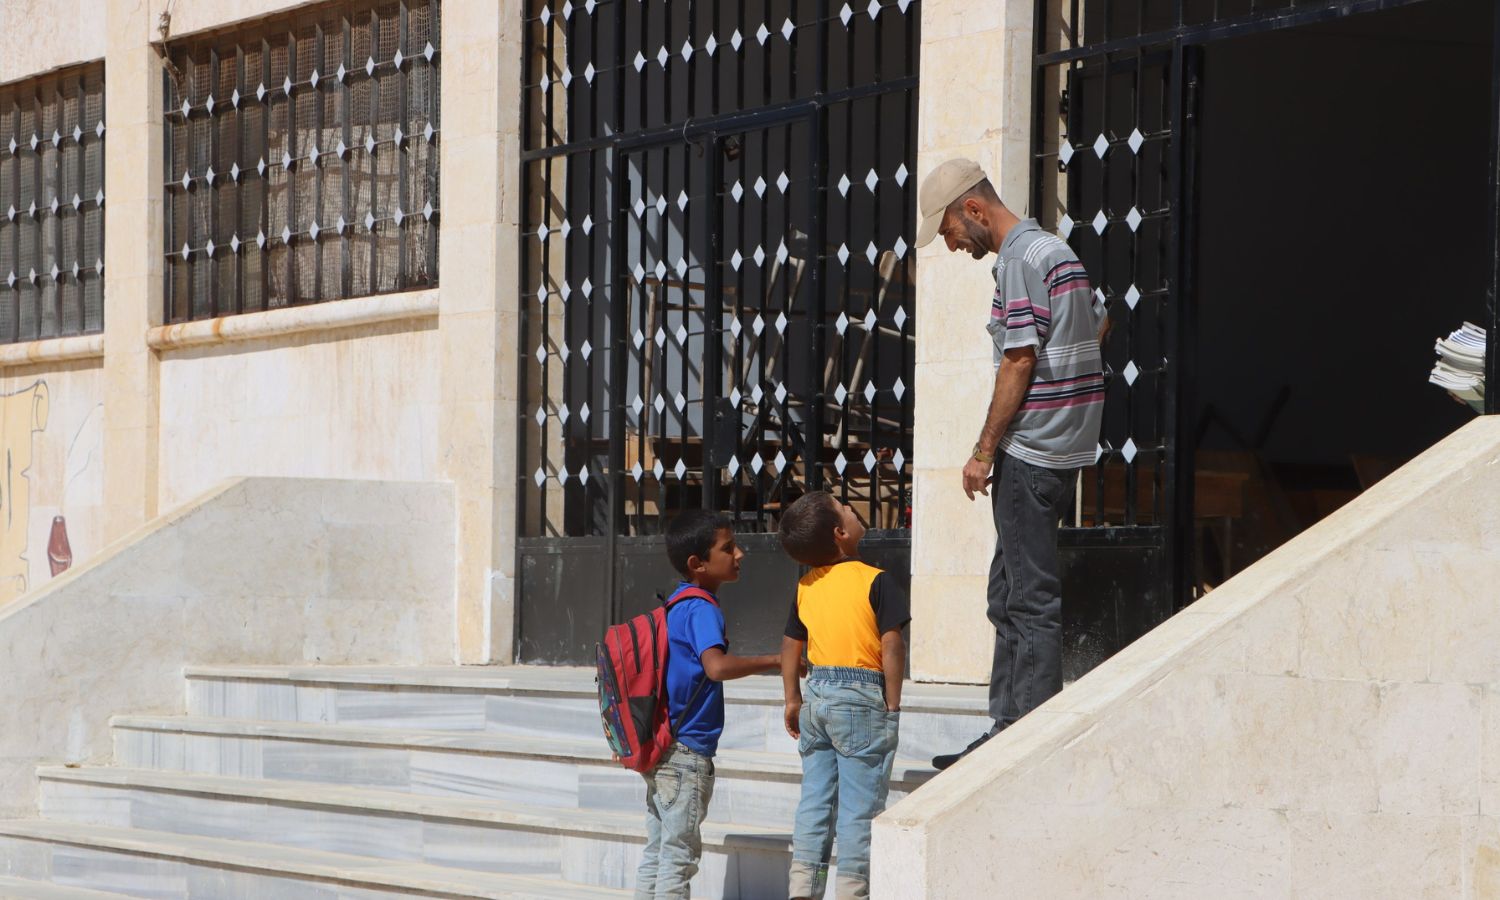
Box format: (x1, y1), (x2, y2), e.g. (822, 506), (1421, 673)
(0, 332), (103, 368)
(146, 289), (439, 352)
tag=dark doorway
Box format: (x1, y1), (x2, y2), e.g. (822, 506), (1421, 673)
(1190, 0), (1492, 588)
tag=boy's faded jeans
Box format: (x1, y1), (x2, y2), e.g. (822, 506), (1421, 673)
(635, 742), (715, 900)
(789, 667), (899, 900)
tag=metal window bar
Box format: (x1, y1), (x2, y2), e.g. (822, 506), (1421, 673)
(163, 0), (440, 324)
(0, 64), (106, 344)
(520, 0), (919, 541)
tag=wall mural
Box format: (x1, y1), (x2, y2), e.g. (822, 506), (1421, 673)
(0, 381), (48, 603)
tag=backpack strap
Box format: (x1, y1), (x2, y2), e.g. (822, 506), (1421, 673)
(672, 675), (711, 737)
(664, 585), (720, 609)
(662, 585), (720, 737)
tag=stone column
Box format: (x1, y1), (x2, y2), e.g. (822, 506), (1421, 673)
(909, 0), (1034, 682)
(101, 0), (163, 540)
(437, 0), (521, 663)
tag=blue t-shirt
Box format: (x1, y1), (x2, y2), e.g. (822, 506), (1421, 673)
(663, 583), (727, 757)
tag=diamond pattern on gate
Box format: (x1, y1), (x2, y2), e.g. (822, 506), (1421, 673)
(518, 4), (919, 541)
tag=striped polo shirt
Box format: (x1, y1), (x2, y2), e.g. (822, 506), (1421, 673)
(987, 219), (1106, 470)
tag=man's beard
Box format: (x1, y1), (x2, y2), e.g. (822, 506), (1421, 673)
(963, 217), (990, 259)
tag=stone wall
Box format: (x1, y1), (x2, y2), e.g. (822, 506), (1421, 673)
(156, 317), (442, 511)
(0, 0), (523, 663)
(0, 0), (106, 85)
(0, 362), (106, 605)
(909, 0), (1035, 682)
(0, 476), (455, 817)
(873, 416), (1500, 898)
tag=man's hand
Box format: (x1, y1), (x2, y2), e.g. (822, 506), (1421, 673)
(784, 698), (802, 739)
(967, 346), (1036, 501)
(963, 455), (993, 501)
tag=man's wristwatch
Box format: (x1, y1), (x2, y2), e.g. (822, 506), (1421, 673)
(971, 444), (994, 464)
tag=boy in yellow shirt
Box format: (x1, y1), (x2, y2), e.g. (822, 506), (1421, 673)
(778, 492), (910, 900)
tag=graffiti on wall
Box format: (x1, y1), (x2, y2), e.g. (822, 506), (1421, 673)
(51, 405), (98, 579)
(0, 380), (48, 603)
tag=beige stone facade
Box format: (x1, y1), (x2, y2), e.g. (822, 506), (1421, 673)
(0, 0), (525, 664)
(0, 0), (1041, 679)
(910, 0), (1036, 682)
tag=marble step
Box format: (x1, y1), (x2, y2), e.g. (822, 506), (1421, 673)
(184, 665), (992, 762)
(38, 768), (800, 899)
(0, 820), (633, 898)
(111, 716), (934, 829)
(0, 874), (133, 899)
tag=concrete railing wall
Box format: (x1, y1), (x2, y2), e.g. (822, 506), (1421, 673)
(874, 417), (1500, 898)
(0, 477), (455, 817)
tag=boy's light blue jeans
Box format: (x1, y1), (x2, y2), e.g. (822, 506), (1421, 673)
(635, 741), (715, 900)
(789, 666), (899, 900)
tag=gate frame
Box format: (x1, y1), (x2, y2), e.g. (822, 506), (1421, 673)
(513, 1), (922, 664)
(1030, 0), (1500, 634)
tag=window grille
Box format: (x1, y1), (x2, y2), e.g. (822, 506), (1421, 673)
(519, 0), (920, 540)
(0, 64), (106, 343)
(164, 0), (441, 323)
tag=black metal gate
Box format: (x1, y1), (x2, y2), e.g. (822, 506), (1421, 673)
(517, 0), (920, 663)
(1035, 0), (1489, 676)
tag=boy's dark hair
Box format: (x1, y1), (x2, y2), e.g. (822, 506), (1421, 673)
(778, 491), (843, 567)
(665, 509), (734, 577)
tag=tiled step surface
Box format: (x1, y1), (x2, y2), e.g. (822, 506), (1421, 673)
(0, 820), (633, 899)
(0, 874), (133, 899)
(184, 665), (992, 761)
(39, 767), (797, 896)
(110, 716), (935, 829)
(3, 666), (990, 898)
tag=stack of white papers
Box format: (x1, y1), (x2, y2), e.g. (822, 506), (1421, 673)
(1429, 322), (1487, 413)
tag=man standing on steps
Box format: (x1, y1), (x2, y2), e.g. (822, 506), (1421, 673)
(914, 159), (1107, 771)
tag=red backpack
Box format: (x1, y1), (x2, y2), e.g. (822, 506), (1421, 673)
(596, 586), (718, 773)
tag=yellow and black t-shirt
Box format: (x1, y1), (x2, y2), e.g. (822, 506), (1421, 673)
(783, 559), (911, 672)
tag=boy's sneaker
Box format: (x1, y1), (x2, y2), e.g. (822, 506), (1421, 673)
(931, 723), (1005, 771)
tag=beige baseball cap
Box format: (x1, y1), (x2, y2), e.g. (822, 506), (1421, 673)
(915, 158), (987, 249)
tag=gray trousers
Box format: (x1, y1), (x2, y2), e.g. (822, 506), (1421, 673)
(988, 453), (1077, 725)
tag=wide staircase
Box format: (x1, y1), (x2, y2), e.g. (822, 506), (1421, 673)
(0, 665), (988, 898)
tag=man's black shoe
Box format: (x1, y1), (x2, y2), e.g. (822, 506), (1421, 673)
(931, 724), (1005, 771)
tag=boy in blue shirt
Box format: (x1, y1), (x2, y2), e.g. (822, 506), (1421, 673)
(636, 510), (781, 900)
